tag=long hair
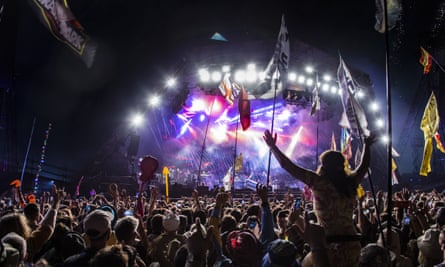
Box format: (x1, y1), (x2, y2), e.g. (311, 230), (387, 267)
(317, 150), (356, 198)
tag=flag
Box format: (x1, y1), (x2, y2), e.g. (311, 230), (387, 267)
(434, 132), (445, 153)
(357, 184), (365, 198)
(234, 153), (243, 172)
(392, 158), (400, 185)
(223, 167), (233, 191)
(419, 47), (433, 74)
(374, 0), (402, 33)
(354, 147), (362, 169)
(218, 73), (236, 105)
(337, 56), (370, 138)
(310, 73), (321, 116)
(330, 131), (337, 151)
(29, 0), (97, 68)
(420, 92), (439, 176)
(255, 15), (289, 99)
(238, 86), (251, 131)
(341, 127), (352, 160)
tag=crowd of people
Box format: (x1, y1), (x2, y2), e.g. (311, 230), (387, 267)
(1, 131), (445, 266)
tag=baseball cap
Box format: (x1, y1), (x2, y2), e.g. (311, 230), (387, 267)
(83, 210), (113, 240)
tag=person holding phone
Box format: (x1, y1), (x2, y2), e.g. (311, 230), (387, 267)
(263, 130), (374, 267)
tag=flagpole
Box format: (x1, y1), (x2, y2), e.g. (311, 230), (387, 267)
(231, 120), (239, 195)
(266, 67), (279, 188)
(20, 117), (36, 189)
(383, 0), (393, 247)
(196, 96), (216, 189)
(430, 53), (445, 73)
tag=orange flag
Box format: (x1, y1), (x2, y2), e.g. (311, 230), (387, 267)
(419, 47), (433, 74)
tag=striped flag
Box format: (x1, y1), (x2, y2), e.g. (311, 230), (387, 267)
(419, 47), (433, 74)
(337, 56), (370, 138)
(218, 73), (236, 105)
(29, 0), (97, 68)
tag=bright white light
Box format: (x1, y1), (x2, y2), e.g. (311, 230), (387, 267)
(234, 70), (246, 82)
(247, 63), (256, 70)
(305, 66), (314, 73)
(210, 124), (228, 143)
(191, 99), (206, 111)
(323, 74), (331, 81)
(322, 83), (330, 91)
(306, 78), (314, 86)
(166, 77), (176, 87)
(285, 126), (303, 157)
(370, 102), (379, 111)
(298, 75), (305, 84)
(211, 71), (222, 82)
(338, 89), (343, 95)
(258, 72), (266, 80)
(149, 95), (160, 107)
(331, 86), (337, 94)
(198, 69), (210, 82)
(199, 114), (206, 122)
(246, 71), (257, 83)
(130, 113), (144, 127)
(288, 72), (297, 81)
(381, 135), (389, 144)
(376, 118), (384, 128)
(222, 65), (231, 72)
(357, 91), (365, 98)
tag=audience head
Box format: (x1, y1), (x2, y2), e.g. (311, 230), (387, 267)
(226, 230), (261, 267)
(89, 244), (129, 267)
(114, 216), (139, 245)
(262, 239), (298, 267)
(83, 209), (113, 243)
(163, 211), (180, 233)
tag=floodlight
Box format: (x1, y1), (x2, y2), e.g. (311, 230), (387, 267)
(376, 118), (384, 128)
(323, 74), (332, 81)
(166, 77), (176, 87)
(297, 75), (305, 84)
(357, 90), (365, 98)
(246, 71), (257, 83)
(306, 78), (314, 86)
(222, 65), (231, 72)
(322, 83), (329, 91)
(149, 95), (160, 107)
(288, 72), (297, 81)
(370, 102), (379, 111)
(234, 70), (246, 82)
(381, 135), (389, 144)
(305, 66), (314, 73)
(130, 113), (144, 127)
(247, 63), (256, 70)
(258, 72), (266, 80)
(330, 86), (337, 94)
(211, 71), (222, 82)
(198, 68), (210, 82)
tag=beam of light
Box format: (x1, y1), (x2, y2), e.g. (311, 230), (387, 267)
(214, 109), (230, 124)
(177, 119), (192, 138)
(285, 126), (303, 156)
(130, 113), (144, 128)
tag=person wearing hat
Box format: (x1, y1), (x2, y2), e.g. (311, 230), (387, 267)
(148, 211), (185, 266)
(63, 209), (114, 267)
(261, 239), (299, 267)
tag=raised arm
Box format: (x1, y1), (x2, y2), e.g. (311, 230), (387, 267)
(263, 130), (317, 185)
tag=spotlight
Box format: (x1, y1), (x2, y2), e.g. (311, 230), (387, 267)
(306, 78), (314, 86)
(305, 66), (314, 73)
(247, 63), (256, 70)
(356, 90), (365, 98)
(130, 113), (144, 128)
(246, 70), (257, 83)
(222, 65), (231, 72)
(198, 68), (210, 82)
(323, 74), (332, 81)
(288, 72), (297, 81)
(166, 77), (176, 87)
(381, 135), (390, 144)
(149, 95), (160, 107)
(234, 70), (246, 82)
(370, 102), (379, 111)
(330, 86), (337, 94)
(211, 71), (222, 82)
(376, 118), (384, 128)
(297, 75), (305, 84)
(322, 83), (330, 91)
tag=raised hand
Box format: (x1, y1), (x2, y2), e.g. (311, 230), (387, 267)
(262, 130), (277, 148)
(256, 183), (268, 204)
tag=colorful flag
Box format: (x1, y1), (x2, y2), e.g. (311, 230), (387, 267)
(29, 0), (97, 68)
(255, 15), (289, 99)
(218, 73), (235, 105)
(420, 92), (439, 176)
(434, 132), (445, 153)
(337, 56), (370, 138)
(330, 131), (337, 151)
(238, 86), (251, 131)
(341, 127), (352, 160)
(419, 47), (433, 74)
(310, 73), (321, 116)
(374, 0), (402, 33)
(392, 158), (400, 185)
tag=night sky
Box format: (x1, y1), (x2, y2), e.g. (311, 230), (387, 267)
(1, 0), (444, 188)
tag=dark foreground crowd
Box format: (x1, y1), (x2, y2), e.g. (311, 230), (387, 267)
(1, 183), (445, 267)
